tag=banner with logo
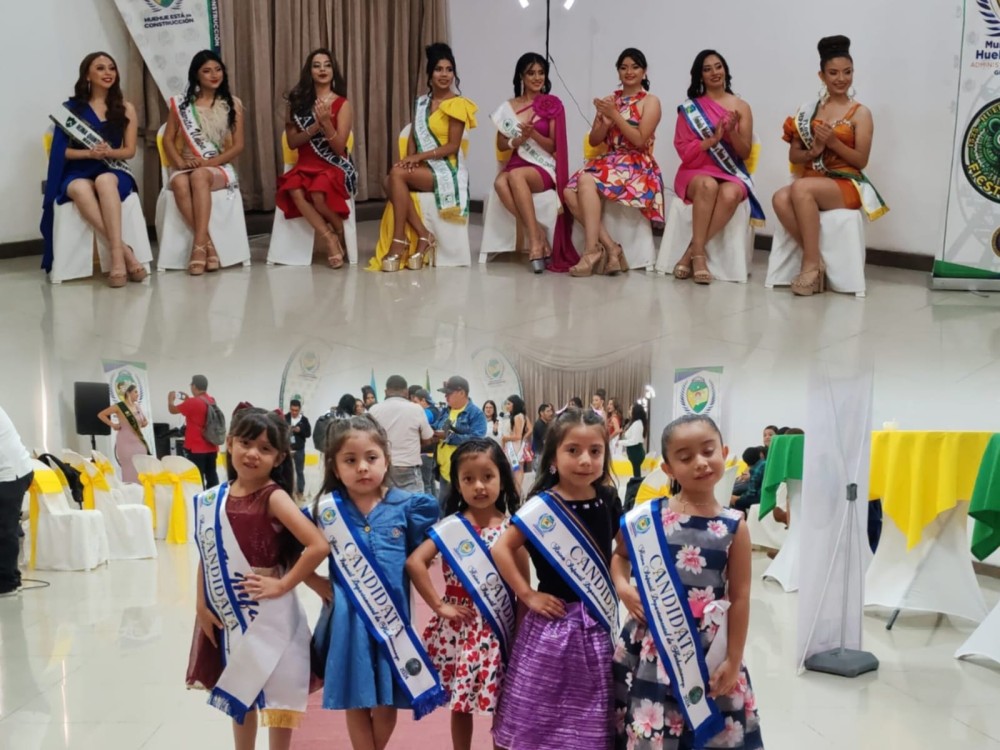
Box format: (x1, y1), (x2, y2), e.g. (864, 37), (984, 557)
(113, 0), (222, 101)
(102, 359), (156, 469)
(470, 347), (523, 406)
(672, 367), (723, 426)
(938, 0), (1000, 283)
(278, 339), (334, 414)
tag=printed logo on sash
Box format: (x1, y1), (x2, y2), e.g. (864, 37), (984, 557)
(50, 105), (135, 178)
(413, 95), (469, 221)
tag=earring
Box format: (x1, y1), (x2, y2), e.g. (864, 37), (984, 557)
(548, 465), (557, 475)
(848, 85), (857, 100)
(818, 84), (830, 103)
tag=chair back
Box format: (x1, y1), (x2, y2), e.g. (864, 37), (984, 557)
(29, 459), (73, 515)
(156, 124), (169, 183)
(132, 454), (163, 477)
(62, 449), (89, 468)
(714, 464), (739, 506)
(43, 129), (54, 157)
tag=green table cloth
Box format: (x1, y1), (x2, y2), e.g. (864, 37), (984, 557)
(758, 434), (804, 519)
(970, 433), (1000, 561)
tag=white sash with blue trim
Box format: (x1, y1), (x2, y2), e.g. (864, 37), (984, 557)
(315, 491), (448, 719)
(194, 482), (311, 724)
(679, 98), (764, 227)
(50, 105), (134, 177)
(170, 94), (238, 188)
(427, 515), (516, 661)
(512, 491), (618, 635)
(621, 498), (724, 746)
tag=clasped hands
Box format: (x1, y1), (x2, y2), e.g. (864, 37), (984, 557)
(88, 141), (113, 159)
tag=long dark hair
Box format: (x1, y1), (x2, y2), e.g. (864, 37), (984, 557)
(185, 50), (237, 131)
(336, 393), (357, 418)
(426, 42), (461, 95)
(71, 52), (128, 136)
(225, 408), (294, 494)
(512, 52), (550, 96)
(507, 394), (527, 438)
(315, 415), (391, 510)
(445, 439), (521, 516)
(628, 403), (649, 440)
(687, 49), (733, 99)
(528, 408), (613, 497)
(286, 48), (347, 118)
(483, 400), (499, 425)
(616, 48), (650, 91)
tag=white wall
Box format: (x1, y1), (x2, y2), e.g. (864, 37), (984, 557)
(0, 0), (139, 244)
(449, 0), (962, 258)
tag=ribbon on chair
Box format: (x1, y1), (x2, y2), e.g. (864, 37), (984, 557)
(137, 471), (173, 531)
(164, 467), (201, 544)
(28, 468), (66, 569)
(77, 468), (96, 510)
(90, 467), (112, 493)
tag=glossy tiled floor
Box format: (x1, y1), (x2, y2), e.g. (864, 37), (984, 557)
(2, 220), (1000, 748)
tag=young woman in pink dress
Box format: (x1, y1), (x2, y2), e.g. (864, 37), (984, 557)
(671, 50), (761, 285)
(564, 48), (664, 278)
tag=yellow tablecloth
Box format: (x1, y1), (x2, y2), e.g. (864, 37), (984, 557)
(612, 456), (660, 477)
(869, 430), (994, 549)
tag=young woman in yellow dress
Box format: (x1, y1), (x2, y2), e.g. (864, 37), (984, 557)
(368, 43), (477, 272)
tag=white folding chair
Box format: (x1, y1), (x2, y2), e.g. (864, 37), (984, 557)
(162, 455), (204, 542)
(91, 449), (145, 506)
(27, 458), (109, 571)
(44, 131), (153, 284)
(266, 131), (359, 266)
(765, 208), (867, 297)
(131, 453), (174, 541)
(77, 458), (156, 560)
(154, 124), (251, 271)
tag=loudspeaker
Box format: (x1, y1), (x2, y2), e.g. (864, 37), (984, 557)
(74, 381), (111, 436)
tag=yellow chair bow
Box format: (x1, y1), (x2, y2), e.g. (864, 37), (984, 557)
(164, 467), (201, 544)
(137, 470), (173, 532)
(28, 468), (66, 569)
(77, 468), (95, 510)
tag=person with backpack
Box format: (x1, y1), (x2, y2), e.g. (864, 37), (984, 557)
(312, 393), (357, 455)
(168, 374), (225, 489)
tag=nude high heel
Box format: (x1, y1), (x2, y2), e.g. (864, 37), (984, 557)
(605, 241), (628, 276)
(569, 244), (608, 277)
(791, 261), (827, 296)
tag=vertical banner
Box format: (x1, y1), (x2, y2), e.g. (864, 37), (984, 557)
(672, 366), (723, 427)
(102, 359), (156, 473)
(278, 340), (334, 413)
(938, 0), (1000, 283)
(113, 0), (222, 100)
(470, 347), (523, 407)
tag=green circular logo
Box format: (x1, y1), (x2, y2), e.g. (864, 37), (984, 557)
(687, 686), (704, 705)
(962, 99), (1000, 205)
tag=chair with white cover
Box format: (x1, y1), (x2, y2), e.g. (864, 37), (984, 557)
(267, 132), (359, 266)
(761, 479), (803, 592)
(162, 455), (204, 543)
(765, 208), (867, 297)
(91, 449), (145, 506)
(77, 458), (156, 560)
(131, 453), (175, 541)
(154, 124), (251, 271)
(43, 131), (153, 284)
(714, 464), (739, 506)
(26, 458), (109, 571)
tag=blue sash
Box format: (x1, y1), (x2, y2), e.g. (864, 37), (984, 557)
(621, 498), (723, 745)
(316, 491), (448, 719)
(426, 515), (516, 661)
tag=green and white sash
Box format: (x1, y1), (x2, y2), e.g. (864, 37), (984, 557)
(426, 515), (516, 661)
(679, 98), (765, 227)
(315, 491), (448, 719)
(194, 482), (310, 724)
(49, 105), (133, 177)
(490, 100), (555, 182)
(512, 491), (618, 635)
(170, 94), (238, 188)
(794, 100), (888, 220)
(413, 94), (468, 222)
(621, 498), (723, 746)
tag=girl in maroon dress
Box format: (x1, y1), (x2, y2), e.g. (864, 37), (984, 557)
(275, 48), (356, 269)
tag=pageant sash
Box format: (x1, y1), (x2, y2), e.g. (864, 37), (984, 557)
(292, 109), (358, 196)
(427, 515), (516, 661)
(621, 499), (723, 746)
(315, 491), (448, 719)
(49, 105), (134, 177)
(793, 100), (888, 221)
(117, 401), (151, 455)
(169, 95), (238, 188)
(512, 492), (618, 634)
(195, 482), (308, 725)
(413, 94), (469, 222)
(680, 98), (765, 227)
(490, 101), (556, 182)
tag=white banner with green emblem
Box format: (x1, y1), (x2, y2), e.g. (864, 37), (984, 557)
(112, 0), (222, 101)
(672, 366), (723, 428)
(938, 0), (1000, 285)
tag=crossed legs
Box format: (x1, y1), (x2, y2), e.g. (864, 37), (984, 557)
(675, 176), (744, 279)
(171, 167), (226, 267)
(494, 167), (547, 258)
(771, 177), (847, 274)
(65, 174), (142, 282)
(383, 165), (435, 264)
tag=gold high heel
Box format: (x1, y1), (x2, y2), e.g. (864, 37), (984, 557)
(691, 254), (713, 285)
(205, 238), (220, 272)
(381, 239), (408, 272)
(569, 244), (608, 277)
(188, 244), (207, 276)
(322, 228), (345, 269)
(407, 234), (437, 270)
(605, 241), (628, 276)
(124, 245), (147, 283)
(791, 261), (827, 296)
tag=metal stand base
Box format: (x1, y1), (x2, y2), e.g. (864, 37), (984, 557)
(805, 648), (879, 678)
(929, 277), (1000, 292)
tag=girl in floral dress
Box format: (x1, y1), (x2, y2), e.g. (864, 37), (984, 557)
(406, 439), (527, 750)
(612, 415), (763, 750)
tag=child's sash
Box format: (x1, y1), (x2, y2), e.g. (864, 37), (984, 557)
(170, 95), (238, 187)
(679, 98), (765, 227)
(49, 105), (133, 177)
(512, 491), (618, 635)
(426, 515), (516, 661)
(413, 94), (469, 222)
(621, 499), (723, 746)
(194, 482), (310, 725)
(292, 110), (358, 196)
(490, 100), (556, 182)
(793, 100), (888, 221)
(315, 491), (447, 719)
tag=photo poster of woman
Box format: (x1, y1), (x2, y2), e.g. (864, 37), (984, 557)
(102, 359), (156, 477)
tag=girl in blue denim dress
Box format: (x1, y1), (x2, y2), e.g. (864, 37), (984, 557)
(306, 415), (440, 749)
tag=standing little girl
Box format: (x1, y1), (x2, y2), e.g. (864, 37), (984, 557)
(492, 407), (622, 750)
(612, 414), (763, 749)
(186, 408), (329, 750)
(309, 415), (444, 750)
(406, 438), (529, 750)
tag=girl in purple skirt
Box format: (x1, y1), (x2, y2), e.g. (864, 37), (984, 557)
(492, 408), (621, 750)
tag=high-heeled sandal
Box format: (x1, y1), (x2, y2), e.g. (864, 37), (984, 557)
(322, 228), (345, 269)
(528, 239), (551, 274)
(124, 245), (147, 283)
(691, 254), (713, 285)
(407, 233), (437, 270)
(569, 244), (608, 277)
(605, 241), (628, 276)
(188, 244), (208, 276)
(381, 239), (408, 272)
(791, 261), (826, 296)
(673, 243), (694, 279)
(107, 265), (127, 288)
(205, 239), (220, 272)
